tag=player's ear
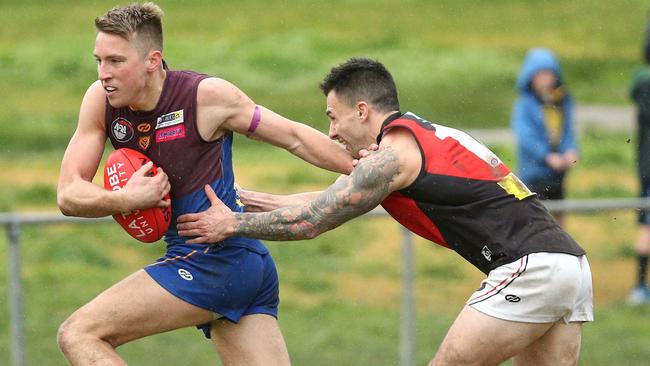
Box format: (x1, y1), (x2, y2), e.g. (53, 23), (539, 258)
(146, 50), (163, 72)
(356, 101), (369, 121)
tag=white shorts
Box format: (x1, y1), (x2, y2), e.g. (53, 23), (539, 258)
(467, 252), (593, 324)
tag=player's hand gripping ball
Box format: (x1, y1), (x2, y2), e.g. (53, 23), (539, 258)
(103, 148), (171, 243)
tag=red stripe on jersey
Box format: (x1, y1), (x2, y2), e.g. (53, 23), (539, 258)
(381, 192), (449, 248)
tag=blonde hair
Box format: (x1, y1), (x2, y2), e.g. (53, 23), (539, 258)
(95, 2), (164, 55)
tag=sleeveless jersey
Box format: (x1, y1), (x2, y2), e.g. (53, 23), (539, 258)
(105, 68), (266, 253)
(378, 112), (584, 274)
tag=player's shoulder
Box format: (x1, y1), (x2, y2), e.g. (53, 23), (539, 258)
(378, 127), (421, 172)
(84, 80), (106, 100)
(198, 77), (242, 99)
(79, 80), (107, 122)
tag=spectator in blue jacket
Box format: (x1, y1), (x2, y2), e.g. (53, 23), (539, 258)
(512, 48), (578, 228)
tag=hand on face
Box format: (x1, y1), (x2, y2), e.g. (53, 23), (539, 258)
(177, 185), (235, 244)
(123, 161), (171, 210)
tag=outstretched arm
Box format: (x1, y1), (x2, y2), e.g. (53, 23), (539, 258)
(197, 78), (353, 174)
(237, 144), (379, 212)
(177, 145), (405, 243)
(237, 187), (322, 212)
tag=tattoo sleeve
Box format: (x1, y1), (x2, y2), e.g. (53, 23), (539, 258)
(234, 147), (402, 241)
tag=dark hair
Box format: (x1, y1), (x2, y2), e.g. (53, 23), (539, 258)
(95, 2), (164, 55)
(320, 57), (400, 112)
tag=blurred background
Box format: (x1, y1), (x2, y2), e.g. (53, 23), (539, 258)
(1, 0), (649, 365)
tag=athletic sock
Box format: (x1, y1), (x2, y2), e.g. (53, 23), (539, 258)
(638, 255), (649, 288)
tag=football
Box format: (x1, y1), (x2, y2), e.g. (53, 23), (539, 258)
(103, 148), (171, 243)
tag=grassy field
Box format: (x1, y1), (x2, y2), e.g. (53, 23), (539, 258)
(2, 0), (650, 365)
(2, 132), (650, 365)
(1, 0), (649, 155)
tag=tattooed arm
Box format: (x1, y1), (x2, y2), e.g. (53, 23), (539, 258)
(238, 144), (380, 212)
(236, 147), (399, 240)
(177, 128), (421, 243)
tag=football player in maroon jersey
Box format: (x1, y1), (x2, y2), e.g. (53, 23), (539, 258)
(57, 3), (352, 366)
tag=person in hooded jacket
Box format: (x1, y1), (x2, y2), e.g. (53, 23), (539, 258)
(627, 19), (650, 305)
(511, 48), (579, 228)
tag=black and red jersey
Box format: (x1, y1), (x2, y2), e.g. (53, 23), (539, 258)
(378, 112), (584, 274)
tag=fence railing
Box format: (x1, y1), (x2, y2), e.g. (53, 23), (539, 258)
(4, 197), (650, 366)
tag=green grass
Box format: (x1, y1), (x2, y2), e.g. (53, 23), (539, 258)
(2, 0), (649, 154)
(3, 0), (650, 364)
(3, 208), (650, 365)
(1, 131), (648, 365)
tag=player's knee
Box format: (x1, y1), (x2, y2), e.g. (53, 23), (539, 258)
(58, 312), (121, 352)
(57, 316), (81, 353)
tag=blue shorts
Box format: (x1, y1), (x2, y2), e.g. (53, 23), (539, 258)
(639, 177), (650, 225)
(144, 242), (279, 338)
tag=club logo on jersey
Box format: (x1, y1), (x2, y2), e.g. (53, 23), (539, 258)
(155, 124), (186, 143)
(481, 245), (493, 261)
(155, 109), (184, 129)
(137, 123), (152, 133)
(110, 118), (134, 143)
(138, 136), (151, 151)
(178, 268), (193, 281)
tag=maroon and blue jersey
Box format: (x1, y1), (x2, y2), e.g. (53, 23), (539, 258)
(378, 112), (584, 274)
(103, 65), (278, 332)
(105, 68), (266, 254)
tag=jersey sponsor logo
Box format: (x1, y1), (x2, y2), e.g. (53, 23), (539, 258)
(178, 268), (193, 281)
(155, 109), (184, 129)
(504, 294), (521, 303)
(110, 118), (134, 143)
(481, 245), (493, 261)
(137, 123), (152, 133)
(155, 124), (186, 143)
(138, 136), (151, 151)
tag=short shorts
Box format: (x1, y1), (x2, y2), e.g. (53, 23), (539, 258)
(467, 252), (593, 324)
(145, 243), (280, 338)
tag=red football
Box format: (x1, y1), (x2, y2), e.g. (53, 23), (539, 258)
(103, 148), (171, 243)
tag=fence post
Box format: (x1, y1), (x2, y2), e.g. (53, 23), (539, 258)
(7, 218), (26, 366)
(400, 227), (415, 366)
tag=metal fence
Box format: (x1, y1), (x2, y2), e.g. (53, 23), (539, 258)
(4, 197), (650, 366)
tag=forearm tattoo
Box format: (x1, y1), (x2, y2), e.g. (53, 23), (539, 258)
(234, 147), (402, 240)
